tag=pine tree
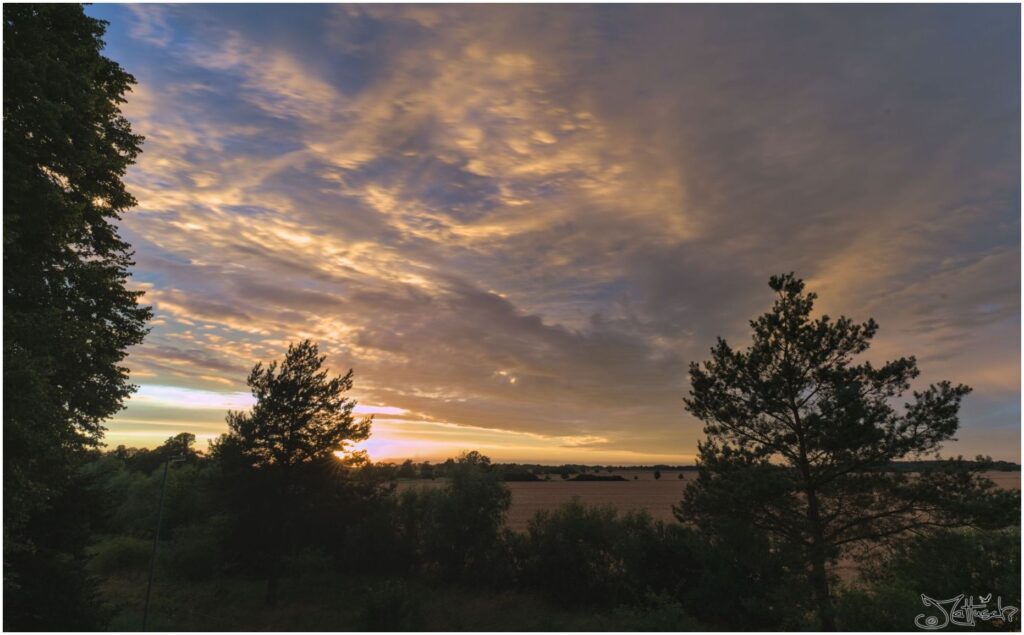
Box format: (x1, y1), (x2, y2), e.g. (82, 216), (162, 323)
(214, 340), (371, 606)
(678, 273), (1019, 630)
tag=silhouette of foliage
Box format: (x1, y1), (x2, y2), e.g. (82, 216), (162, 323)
(569, 473), (627, 481)
(678, 273), (1020, 630)
(72, 436), (1019, 631)
(390, 452), (514, 584)
(211, 340), (371, 605)
(419, 461), (436, 480)
(220, 340), (370, 468)
(398, 459), (417, 478)
(836, 528), (1020, 630)
(523, 500), (701, 609)
(3, 5), (150, 628)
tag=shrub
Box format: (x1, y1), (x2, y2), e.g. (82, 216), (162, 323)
(602, 592), (705, 631)
(162, 515), (231, 581)
(360, 580), (425, 630)
(678, 522), (812, 630)
(836, 528), (1021, 631)
(86, 535), (151, 575)
(395, 454), (512, 584)
(341, 493), (413, 578)
(522, 499), (702, 609)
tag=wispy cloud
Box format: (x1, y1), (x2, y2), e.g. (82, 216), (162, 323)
(88, 4), (1019, 461)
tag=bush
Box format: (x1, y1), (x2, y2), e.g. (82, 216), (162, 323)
(522, 499), (702, 609)
(394, 455), (513, 584)
(341, 493), (414, 578)
(162, 515), (231, 581)
(7, 549), (111, 630)
(601, 592), (705, 631)
(105, 463), (212, 538)
(679, 525), (812, 630)
(86, 535), (151, 575)
(836, 528), (1021, 631)
(360, 580), (425, 630)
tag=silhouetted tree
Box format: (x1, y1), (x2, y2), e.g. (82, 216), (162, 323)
(163, 431), (197, 455)
(3, 5), (150, 628)
(678, 273), (1019, 630)
(214, 340), (371, 606)
(460, 450), (491, 468)
(398, 459), (417, 479)
(125, 432), (201, 474)
(420, 461), (435, 480)
(398, 451), (511, 583)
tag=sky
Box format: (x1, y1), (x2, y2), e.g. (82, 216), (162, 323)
(85, 4), (1020, 464)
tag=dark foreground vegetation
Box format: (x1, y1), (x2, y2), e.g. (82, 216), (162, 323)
(67, 440), (1024, 631)
(3, 4), (1020, 631)
(39, 280), (1019, 631)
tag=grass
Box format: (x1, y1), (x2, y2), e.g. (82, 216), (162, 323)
(99, 571), (703, 631)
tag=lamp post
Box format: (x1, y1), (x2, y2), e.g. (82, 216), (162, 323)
(142, 455), (185, 631)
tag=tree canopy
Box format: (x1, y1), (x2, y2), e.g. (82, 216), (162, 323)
(212, 340), (372, 606)
(3, 5), (150, 628)
(678, 273), (1019, 630)
(220, 340), (371, 468)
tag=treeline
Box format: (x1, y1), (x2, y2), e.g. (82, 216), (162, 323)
(365, 458), (687, 481)
(76, 436), (1022, 631)
(883, 459), (1021, 473)
(366, 458), (1020, 482)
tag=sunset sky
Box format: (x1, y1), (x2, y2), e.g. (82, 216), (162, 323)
(86, 4), (1020, 463)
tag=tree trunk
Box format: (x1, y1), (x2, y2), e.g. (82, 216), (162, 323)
(792, 401), (836, 632)
(809, 543), (835, 630)
(805, 487), (835, 631)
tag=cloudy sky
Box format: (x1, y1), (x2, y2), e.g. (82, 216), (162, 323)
(87, 4), (1020, 463)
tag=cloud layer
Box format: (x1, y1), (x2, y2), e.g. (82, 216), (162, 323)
(89, 4), (1020, 462)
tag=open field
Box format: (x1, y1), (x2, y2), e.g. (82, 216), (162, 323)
(505, 471), (693, 530)
(400, 470), (1021, 531)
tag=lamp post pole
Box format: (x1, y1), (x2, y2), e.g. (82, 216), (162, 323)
(142, 455), (184, 631)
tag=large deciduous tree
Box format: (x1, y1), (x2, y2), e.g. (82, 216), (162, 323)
(213, 340), (372, 606)
(677, 273), (1018, 630)
(4, 4), (150, 627)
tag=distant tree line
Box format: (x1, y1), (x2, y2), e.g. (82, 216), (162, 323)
(368, 458), (1019, 482)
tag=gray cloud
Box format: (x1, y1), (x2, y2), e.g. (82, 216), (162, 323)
(90, 4), (1019, 460)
